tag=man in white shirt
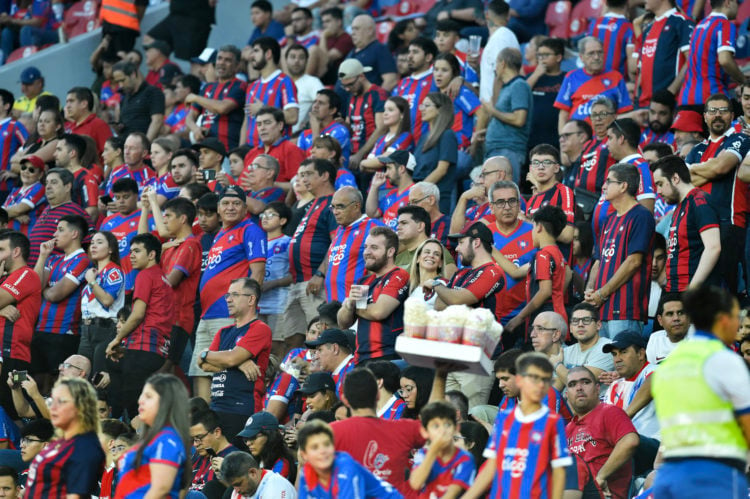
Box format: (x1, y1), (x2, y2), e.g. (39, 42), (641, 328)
(221, 451), (297, 499)
(479, 0), (520, 103)
(647, 293), (689, 365)
(285, 44), (324, 135)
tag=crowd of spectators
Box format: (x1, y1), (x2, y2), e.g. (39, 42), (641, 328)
(0, 0), (749, 496)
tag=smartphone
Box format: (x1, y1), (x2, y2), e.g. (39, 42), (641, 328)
(205, 447), (217, 458)
(202, 169), (216, 181)
(12, 370), (27, 388)
(92, 372), (104, 385)
(100, 195), (113, 205)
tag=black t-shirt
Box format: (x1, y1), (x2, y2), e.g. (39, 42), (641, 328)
(120, 82), (165, 137)
(528, 72), (566, 149)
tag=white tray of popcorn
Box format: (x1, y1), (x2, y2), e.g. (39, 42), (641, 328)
(397, 300), (502, 375)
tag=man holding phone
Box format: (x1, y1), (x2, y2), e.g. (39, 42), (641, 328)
(192, 137), (227, 193)
(189, 409), (239, 496)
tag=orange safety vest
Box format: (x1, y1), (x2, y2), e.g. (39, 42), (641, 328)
(100, 0), (140, 31)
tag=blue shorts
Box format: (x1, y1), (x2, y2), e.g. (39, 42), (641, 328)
(653, 458), (748, 499)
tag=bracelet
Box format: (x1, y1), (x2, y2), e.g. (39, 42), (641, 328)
(554, 361), (563, 371)
(596, 290), (606, 302)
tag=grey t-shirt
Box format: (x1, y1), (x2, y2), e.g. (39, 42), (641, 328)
(564, 336), (615, 372)
(485, 76), (533, 154)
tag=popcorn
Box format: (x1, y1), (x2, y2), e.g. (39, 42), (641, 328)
(462, 308), (495, 347)
(404, 297), (430, 338)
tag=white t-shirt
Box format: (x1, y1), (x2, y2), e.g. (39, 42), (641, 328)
(646, 330), (681, 365)
(479, 26), (520, 102)
(604, 363), (660, 439)
(292, 74), (324, 135)
(231, 470), (297, 499)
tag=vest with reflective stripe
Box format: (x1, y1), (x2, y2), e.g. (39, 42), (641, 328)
(100, 0), (139, 31)
(652, 336), (747, 461)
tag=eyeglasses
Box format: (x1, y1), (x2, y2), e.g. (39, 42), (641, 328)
(530, 325), (558, 333)
(21, 437), (44, 446)
(536, 52), (555, 58)
(224, 292), (253, 300)
(705, 106), (731, 116)
(590, 111), (614, 120)
(570, 316), (595, 325)
(604, 178), (624, 186)
(192, 431), (213, 443)
(491, 198), (518, 208)
(45, 397), (72, 408)
(398, 385), (416, 397)
(409, 195), (431, 205)
(559, 131), (583, 140)
(530, 159), (556, 169)
(20, 165), (38, 173)
(249, 163), (273, 171)
(259, 212), (279, 219)
(59, 362), (84, 372)
(330, 201), (357, 211)
(478, 169), (499, 178)
(522, 373), (553, 385)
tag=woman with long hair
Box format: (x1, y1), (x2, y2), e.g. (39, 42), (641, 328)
(409, 238), (449, 309)
(241, 411), (297, 483)
(101, 136), (125, 182)
(2, 155), (46, 235)
(456, 421), (489, 468)
(284, 174), (315, 237)
(387, 19), (418, 54)
(10, 107), (64, 172)
(360, 96), (413, 172)
(80, 230), (125, 377)
(114, 373), (192, 498)
(24, 377), (106, 496)
(150, 137), (175, 179)
(400, 366), (434, 420)
(413, 93), (457, 213)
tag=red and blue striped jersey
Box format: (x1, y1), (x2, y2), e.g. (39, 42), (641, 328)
(452, 86), (481, 150)
(379, 395), (407, 420)
(431, 214), (451, 247)
(465, 203), (491, 228)
(325, 216), (385, 302)
(116, 428), (186, 499)
(354, 267), (409, 362)
(527, 245), (568, 324)
(299, 451), (401, 499)
(285, 30), (320, 49)
(265, 371), (301, 424)
(484, 406), (572, 499)
(332, 355), (356, 399)
(371, 131), (413, 156)
(447, 262), (505, 318)
(554, 69), (632, 122)
(593, 204), (654, 321)
(244, 70), (298, 146)
(26, 431), (105, 499)
(679, 13), (736, 106)
(639, 128), (675, 150)
(101, 211), (156, 291)
(348, 85), (387, 154)
(28, 202), (90, 267)
(335, 168), (357, 190)
(527, 182), (576, 262)
(156, 171), (180, 202)
(411, 447), (476, 498)
(636, 9), (693, 108)
(588, 14), (634, 77)
(298, 121), (352, 162)
(391, 69), (439, 143)
(0, 407), (19, 449)
(488, 220), (535, 323)
(248, 186), (285, 224)
(379, 184), (413, 229)
(686, 131), (750, 227)
(0, 266), (40, 363)
(165, 102), (189, 134)
(575, 138), (616, 194)
(664, 188), (720, 292)
(199, 219), (267, 319)
(573, 257), (593, 285)
(498, 387), (573, 422)
(271, 457), (294, 480)
(71, 168), (99, 212)
(193, 78), (247, 150)
(0, 118), (28, 183)
(2, 182), (46, 235)
(37, 249), (90, 335)
(127, 264), (174, 357)
(289, 195), (337, 282)
(105, 164), (158, 197)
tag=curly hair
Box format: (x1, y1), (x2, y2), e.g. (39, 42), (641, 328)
(54, 377), (100, 436)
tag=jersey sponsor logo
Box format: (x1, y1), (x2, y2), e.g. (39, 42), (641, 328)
(363, 440), (391, 479)
(501, 447), (529, 478)
(206, 249), (223, 270)
(642, 39), (658, 58)
(329, 243), (348, 266)
(667, 226), (678, 260)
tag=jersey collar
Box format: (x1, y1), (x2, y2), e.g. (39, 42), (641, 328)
(333, 355), (354, 375)
(655, 7), (677, 20)
(621, 153), (643, 164)
(261, 69), (282, 84)
(514, 404), (550, 423)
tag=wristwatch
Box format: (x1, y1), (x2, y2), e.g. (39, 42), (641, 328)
(313, 269), (325, 278)
(200, 350), (209, 362)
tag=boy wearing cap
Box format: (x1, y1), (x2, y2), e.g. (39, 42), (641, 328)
(192, 137), (229, 193)
(143, 40), (182, 90)
(365, 150), (414, 230)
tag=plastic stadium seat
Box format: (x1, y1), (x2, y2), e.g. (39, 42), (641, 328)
(63, 0), (100, 39)
(376, 20), (394, 44)
(546, 0), (571, 38)
(569, 0), (604, 39)
(6, 46), (38, 63)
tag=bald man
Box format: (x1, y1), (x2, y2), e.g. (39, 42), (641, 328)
(346, 15), (398, 92)
(451, 156), (514, 233)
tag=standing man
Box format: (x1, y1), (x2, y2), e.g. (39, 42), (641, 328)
(63, 87), (112, 155)
(198, 278), (271, 438)
(651, 154), (721, 292)
(111, 61), (165, 141)
(338, 226), (409, 363)
(585, 164), (655, 338)
(286, 44), (324, 136)
(526, 37), (567, 151)
(560, 120), (592, 189)
(53, 134), (100, 221)
(319, 7), (353, 86)
(392, 38), (438, 145)
(652, 286), (750, 498)
(639, 90), (676, 150)
(185, 45), (247, 150)
(143, 40), (182, 90)
(588, 0), (635, 78)
(340, 59), (386, 169)
(104, 132), (157, 197)
(192, 186), (267, 401)
(479, 0), (520, 104)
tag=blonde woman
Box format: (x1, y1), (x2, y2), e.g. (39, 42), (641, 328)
(409, 238), (448, 309)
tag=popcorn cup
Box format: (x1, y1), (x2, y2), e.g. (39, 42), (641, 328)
(404, 323), (427, 338)
(462, 326), (485, 347)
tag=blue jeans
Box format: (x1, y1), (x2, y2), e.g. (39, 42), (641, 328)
(19, 25), (59, 48)
(0, 27), (18, 63)
(599, 319), (643, 339)
(653, 459), (748, 499)
(484, 147), (525, 185)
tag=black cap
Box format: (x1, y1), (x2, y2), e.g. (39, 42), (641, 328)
(237, 411), (279, 438)
(305, 328), (351, 349)
(297, 372), (336, 395)
(143, 39), (171, 56)
(447, 222), (494, 245)
(192, 137), (227, 157)
(218, 185), (247, 202)
(159, 63), (183, 86)
(602, 331), (648, 353)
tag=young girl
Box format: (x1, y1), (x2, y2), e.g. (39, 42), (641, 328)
(360, 96), (413, 173)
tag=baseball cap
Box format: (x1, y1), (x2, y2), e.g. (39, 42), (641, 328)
(378, 150), (416, 172)
(20, 66), (42, 84)
(159, 64), (183, 86)
(191, 48), (217, 65)
(671, 110), (703, 133)
(447, 222), (494, 245)
(143, 40), (171, 56)
(297, 372), (336, 395)
(602, 331), (648, 353)
(237, 411), (279, 439)
(338, 59), (372, 80)
(192, 137), (227, 157)
(305, 328), (351, 349)
(218, 185), (247, 202)
(20, 155), (45, 170)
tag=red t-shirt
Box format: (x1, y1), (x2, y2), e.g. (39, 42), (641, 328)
(128, 264), (174, 357)
(161, 236), (202, 333)
(566, 403), (636, 499)
(527, 244), (568, 324)
(241, 139), (306, 184)
(0, 266), (41, 362)
(331, 417), (426, 498)
(64, 113), (113, 155)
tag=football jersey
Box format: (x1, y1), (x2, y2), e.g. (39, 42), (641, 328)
(325, 216), (385, 302)
(101, 211), (156, 291)
(244, 70), (298, 146)
(0, 118), (28, 188)
(299, 451), (402, 499)
(165, 102), (189, 134)
(526, 182), (576, 261)
(411, 446), (475, 498)
(192, 77), (246, 149)
(391, 69), (439, 143)
(289, 195), (337, 283)
(161, 236), (202, 332)
(452, 86), (481, 150)
(484, 406), (572, 499)
(498, 387), (574, 422)
(348, 85), (387, 154)
(593, 204), (655, 321)
(199, 219), (267, 319)
(297, 121), (352, 162)
(447, 262), (505, 317)
(575, 138), (616, 195)
(332, 355), (356, 400)
(487, 220), (536, 323)
(379, 184), (413, 230)
(371, 132), (414, 157)
(117, 428), (186, 499)
(104, 164), (158, 197)
(678, 13), (736, 106)
(70, 168), (99, 211)
(431, 214), (451, 247)
(37, 249), (90, 335)
(378, 394), (407, 420)
(354, 267), (410, 362)
(155, 171), (180, 202)
(80, 261), (124, 321)
(527, 245), (568, 324)
(0, 266), (40, 363)
(2, 182), (46, 235)
(127, 264), (174, 357)
(554, 69), (632, 122)
(588, 14), (634, 77)
(639, 129), (675, 151)
(258, 234), (291, 315)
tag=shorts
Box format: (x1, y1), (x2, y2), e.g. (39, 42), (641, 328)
(260, 313), (285, 341)
(279, 281), (324, 338)
(189, 317), (233, 377)
(168, 325), (189, 364)
(30, 332), (80, 375)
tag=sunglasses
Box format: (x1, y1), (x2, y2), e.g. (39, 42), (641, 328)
(20, 165), (38, 173)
